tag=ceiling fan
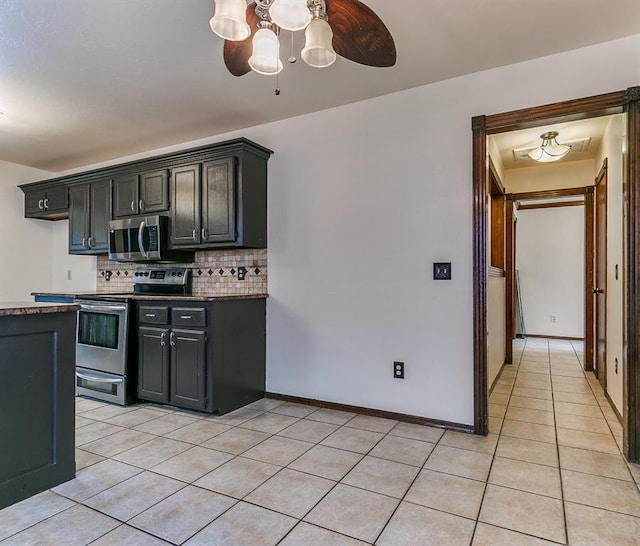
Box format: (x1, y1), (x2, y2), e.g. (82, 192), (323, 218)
(210, 0), (396, 77)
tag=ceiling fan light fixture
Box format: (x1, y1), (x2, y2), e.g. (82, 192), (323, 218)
(269, 0), (312, 31)
(248, 27), (284, 75)
(301, 17), (336, 68)
(210, 0), (251, 41)
(527, 131), (572, 163)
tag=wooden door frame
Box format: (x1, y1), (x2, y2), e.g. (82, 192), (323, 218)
(504, 189), (591, 369)
(472, 88), (640, 463)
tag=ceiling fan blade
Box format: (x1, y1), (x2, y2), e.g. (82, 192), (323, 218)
(222, 3), (259, 77)
(325, 0), (396, 67)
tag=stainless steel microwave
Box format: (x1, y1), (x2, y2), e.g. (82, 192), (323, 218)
(108, 215), (192, 262)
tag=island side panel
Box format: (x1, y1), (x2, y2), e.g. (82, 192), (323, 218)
(0, 310), (76, 509)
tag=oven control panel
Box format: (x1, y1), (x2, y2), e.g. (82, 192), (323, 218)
(133, 267), (190, 286)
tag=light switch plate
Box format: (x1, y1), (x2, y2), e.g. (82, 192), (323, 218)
(434, 262), (452, 280)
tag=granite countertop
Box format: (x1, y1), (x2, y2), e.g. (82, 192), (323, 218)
(132, 294), (268, 301)
(32, 292), (268, 302)
(0, 302), (79, 317)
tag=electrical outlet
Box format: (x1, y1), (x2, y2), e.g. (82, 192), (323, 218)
(550, 315), (558, 323)
(393, 361), (404, 379)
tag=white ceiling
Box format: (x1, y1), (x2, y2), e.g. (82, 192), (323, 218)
(0, 0), (638, 172)
(490, 116), (616, 170)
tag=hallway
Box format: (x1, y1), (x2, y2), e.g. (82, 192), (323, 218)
(1, 338), (639, 544)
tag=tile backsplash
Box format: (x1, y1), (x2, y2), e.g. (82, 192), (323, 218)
(96, 249), (267, 296)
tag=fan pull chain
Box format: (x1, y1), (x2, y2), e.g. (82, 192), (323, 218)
(288, 31), (297, 64)
(275, 27), (281, 95)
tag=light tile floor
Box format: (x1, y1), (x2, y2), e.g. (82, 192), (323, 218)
(2, 338), (640, 545)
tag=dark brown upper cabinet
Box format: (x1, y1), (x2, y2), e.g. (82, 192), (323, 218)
(18, 138), (272, 252)
(113, 170), (169, 218)
(68, 179), (112, 254)
(24, 185), (68, 220)
(170, 153), (267, 249)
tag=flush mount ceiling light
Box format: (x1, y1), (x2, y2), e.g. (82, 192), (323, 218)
(209, 0), (396, 77)
(527, 131), (572, 163)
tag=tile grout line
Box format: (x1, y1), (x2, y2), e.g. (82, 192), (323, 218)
(547, 339), (571, 545)
(469, 338), (525, 544)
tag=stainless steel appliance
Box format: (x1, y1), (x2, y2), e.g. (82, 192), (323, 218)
(75, 267), (191, 405)
(75, 297), (131, 405)
(108, 215), (193, 262)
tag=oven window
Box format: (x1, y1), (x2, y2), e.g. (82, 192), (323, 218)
(78, 311), (119, 349)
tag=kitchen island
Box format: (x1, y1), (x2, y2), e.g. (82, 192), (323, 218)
(0, 302), (78, 509)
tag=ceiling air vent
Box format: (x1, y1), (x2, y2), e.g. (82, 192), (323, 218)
(513, 137), (592, 162)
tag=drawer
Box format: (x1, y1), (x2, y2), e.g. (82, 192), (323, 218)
(171, 307), (206, 327)
(138, 306), (169, 325)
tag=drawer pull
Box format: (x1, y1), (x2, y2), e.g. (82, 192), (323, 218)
(180, 315), (192, 320)
(146, 313), (157, 318)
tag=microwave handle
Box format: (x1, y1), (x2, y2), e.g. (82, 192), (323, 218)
(138, 220), (149, 258)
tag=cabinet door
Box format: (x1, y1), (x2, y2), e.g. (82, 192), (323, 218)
(140, 170), (169, 214)
(138, 327), (170, 403)
(68, 185), (90, 253)
(170, 164), (201, 247)
(89, 179), (112, 253)
(170, 328), (206, 410)
(44, 186), (68, 213)
(24, 189), (47, 217)
(202, 158), (236, 244)
(113, 175), (139, 218)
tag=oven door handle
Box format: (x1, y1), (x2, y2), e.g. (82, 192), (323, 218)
(138, 220), (149, 258)
(76, 370), (124, 384)
(79, 303), (128, 313)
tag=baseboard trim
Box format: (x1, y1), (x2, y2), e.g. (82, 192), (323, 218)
(605, 391), (623, 424)
(526, 334), (584, 341)
(489, 360), (513, 394)
(265, 392), (475, 434)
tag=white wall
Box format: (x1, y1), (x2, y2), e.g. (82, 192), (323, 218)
(21, 34), (640, 425)
(0, 161), (97, 301)
(488, 275), (506, 389)
(516, 207), (585, 338)
(50, 220), (97, 293)
(0, 161), (54, 301)
(596, 114), (625, 414)
(504, 159), (596, 193)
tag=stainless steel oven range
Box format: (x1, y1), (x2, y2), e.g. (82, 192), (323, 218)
(75, 266), (191, 405)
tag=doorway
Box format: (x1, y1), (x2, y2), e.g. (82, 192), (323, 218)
(471, 87), (640, 463)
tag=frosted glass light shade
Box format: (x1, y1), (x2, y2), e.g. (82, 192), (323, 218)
(210, 0), (251, 41)
(527, 144), (571, 162)
(527, 132), (571, 163)
(270, 0), (312, 31)
(301, 18), (336, 68)
(248, 28), (283, 75)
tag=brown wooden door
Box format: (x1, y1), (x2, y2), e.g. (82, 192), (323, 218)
(594, 160), (608, 388)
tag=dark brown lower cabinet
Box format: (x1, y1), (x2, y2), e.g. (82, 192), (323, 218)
(0, 308), (76, 510)
(137, 327), (170, 404)
(136, 299), (265, 414)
